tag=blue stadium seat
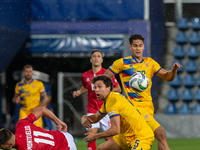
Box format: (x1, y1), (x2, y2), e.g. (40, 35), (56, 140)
(189, 32), (200, 44)
(187, 46), (198, 59)
(172, 60), (183, 73)
(165, 103), (177, 114)
(174, 46), (184, 59)
(179, 103), (191, 115)
(185, 60), (197, 73)
(191, 17), (200, 30)
(169, 74), (181, 87)
(181, 89), (193, 102)
(167, 89), (179, 102)
(197, 76), (200, 87)
(177, 18), (189, 30)
(195, 89), (200, 102)
(183, 74), (195, 87)
(176, 32), (187, 44)
(193, 104), (200, 114)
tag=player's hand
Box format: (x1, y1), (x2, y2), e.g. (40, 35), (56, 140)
(72, 90), (81, 98)
(83, 132), (96, 143)
(57, 121), (68, 132)
(172, 63), (182, 70)
(81, 115), (93, 128)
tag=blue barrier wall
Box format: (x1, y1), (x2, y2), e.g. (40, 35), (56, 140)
(0, 0), (29, 73)
(31, 0), (144, 20)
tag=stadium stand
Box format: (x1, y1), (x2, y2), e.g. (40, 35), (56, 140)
(191, 17), (200, 30)
(183, 74), (195, 87)
(193, 104), (200, 114)
(179, 103), (191, 115)
(165, 103), (177, 114)
(167, 89), (179, 102)
(175, 31), (187, 44)
(174, 46), (185, 59)
(181, 89), (193, 103)
(187, 46), (198, 59)
(169, 74), (181, 87)
(185, 60), (197, 73)
(177, 18), (189, 30)
(189, 32), (200, 44)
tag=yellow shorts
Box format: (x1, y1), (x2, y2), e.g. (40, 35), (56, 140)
(133, 102), (160, 132)
(113, 134), (154, 150)
(19, 108), (43, 128)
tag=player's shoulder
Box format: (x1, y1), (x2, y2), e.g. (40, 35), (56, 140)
(143, 57), (156, 61)
(33, 79), (43, 84)
(16, 80), (25, 86)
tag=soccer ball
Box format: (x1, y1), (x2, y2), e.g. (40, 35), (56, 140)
(129, 72), (149, 92)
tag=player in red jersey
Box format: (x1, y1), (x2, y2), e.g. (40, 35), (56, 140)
(73, 49), (121, 150)
(0, 107), (77, 150)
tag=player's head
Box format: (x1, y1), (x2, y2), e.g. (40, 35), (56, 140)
(90, 49), (103, 67)
(129, 34), (145, 59)
(0, 128), (15, 150)
(23, 64), (33, 81)
(92, 75), (113, 100)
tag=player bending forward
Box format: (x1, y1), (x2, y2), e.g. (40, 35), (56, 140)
(82, 75), (154, 150)
(0, 107), (77, 150)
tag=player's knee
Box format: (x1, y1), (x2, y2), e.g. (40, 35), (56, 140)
(97, 143), (105, 150)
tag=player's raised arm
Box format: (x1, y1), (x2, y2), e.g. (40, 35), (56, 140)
(73, 86), (88, 98)
(156, 63), (182, 81)
(104, 69), (115, 78)
(33, 107), (68, 132)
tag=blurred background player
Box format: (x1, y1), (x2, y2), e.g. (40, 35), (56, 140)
(12, 65), (48, 128)
(104, 34), (182, 150)
(0, 107), (77, 150)
(82, 75), (154, 150)
(73, 49), (121, 150)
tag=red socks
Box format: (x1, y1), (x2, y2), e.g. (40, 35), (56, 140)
(87, 140), (97, 150)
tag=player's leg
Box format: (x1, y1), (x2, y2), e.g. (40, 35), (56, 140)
(130, 137), (154, 150)
(61, 131), (77, 150)
(86, 113), (100, 150)
(147, 118), (170, 150)
(99, 114), (111, 141)
(98, 138), (122, 150)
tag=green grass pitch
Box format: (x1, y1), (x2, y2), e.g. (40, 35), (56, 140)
(4, 138), (200, 150)
(74, 138), (200, 150)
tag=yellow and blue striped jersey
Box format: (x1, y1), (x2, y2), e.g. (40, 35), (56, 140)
(99, 92), (154, 139)
(15, 79), (45, 111)
(109, 55), (161, 102)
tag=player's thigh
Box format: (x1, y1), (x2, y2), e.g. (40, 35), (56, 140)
(131, 137), (154, 150)
(34, 117), (43, 128)
(61, 131), (77, 150)
(99, 114), (111, 131)
(98, 137), (122, 150)
(147, 117), (160, 132)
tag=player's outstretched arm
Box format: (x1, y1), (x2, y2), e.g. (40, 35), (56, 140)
(83, 116), (120, 143)
(104, 69), (115, 78)
(72, 86), (88, 98)
(33, 107), (68, 132)
(32, 92), (49, 112)
(156, 63), (182, 81)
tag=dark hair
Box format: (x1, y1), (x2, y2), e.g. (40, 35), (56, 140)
(92, 75), (113, 91)
(129, 34), (145, 45)
(24, 64), (33, 70)
(0, 128), (13, 145)
(91, 49), (103, 57)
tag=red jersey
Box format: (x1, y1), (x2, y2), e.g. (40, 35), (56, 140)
(15, 113), (69, 150)
(82, 68), (119, 113)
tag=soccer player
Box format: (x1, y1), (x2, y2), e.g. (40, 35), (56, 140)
(82, 75), (154, 150)
(12, 65), (48, 128)
(104, 34), (182, 150)
(72, 49), (121, 150)
(0, 107), (77, 150)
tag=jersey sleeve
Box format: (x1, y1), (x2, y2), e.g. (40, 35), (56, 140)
(108, 58), (124, 75)
(81, 73), (87, 88)
(151, 58), (162, 74)
(106, 97), (120, 119)
(15, 83), (20, 94)
(20, 113), (37, 124)
(39, 81), (45, 93)
(111, 77), (119, 87)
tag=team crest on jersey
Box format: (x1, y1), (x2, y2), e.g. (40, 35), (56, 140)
(32, 85), (35, 88)
(144, 114), (150, 119)
(145, 63), (150, 68)
(108, 111), (115, 117)
(86, 78), (90, 82)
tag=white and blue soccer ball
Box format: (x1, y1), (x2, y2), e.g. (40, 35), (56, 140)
(129, 72), (149, 92)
